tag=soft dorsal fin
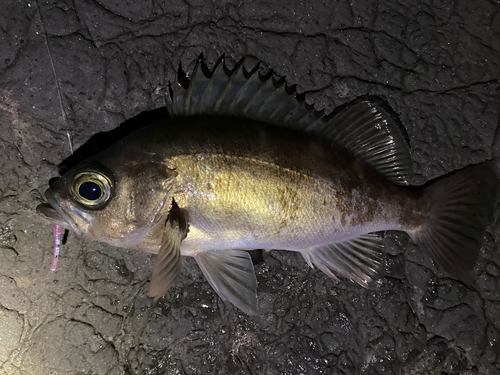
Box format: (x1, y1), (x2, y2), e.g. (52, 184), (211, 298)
(316, 100), (414, 185)
(167, 56), (414, 185)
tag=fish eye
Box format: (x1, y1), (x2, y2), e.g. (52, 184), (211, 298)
(71, 170), (113, 208)
(79, 181), (102, 200)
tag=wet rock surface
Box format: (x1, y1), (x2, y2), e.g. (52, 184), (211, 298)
(0, 0), (499, 374)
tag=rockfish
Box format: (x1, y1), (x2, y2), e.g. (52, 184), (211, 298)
(37, 57), (498, 314)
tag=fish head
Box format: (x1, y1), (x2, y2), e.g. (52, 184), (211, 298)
(37, 154), (178, 248)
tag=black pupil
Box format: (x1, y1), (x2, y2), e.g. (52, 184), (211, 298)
(79, 181), (102, 201)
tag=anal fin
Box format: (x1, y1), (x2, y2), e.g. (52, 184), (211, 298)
(302, 233), (385, 288)
(194, 249), (258, 315)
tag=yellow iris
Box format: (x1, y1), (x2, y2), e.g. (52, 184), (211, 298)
(71, 171), (113, 208)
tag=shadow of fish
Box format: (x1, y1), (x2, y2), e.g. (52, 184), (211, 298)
(37, 56), (499, 315)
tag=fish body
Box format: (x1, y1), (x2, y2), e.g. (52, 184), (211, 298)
(38, 58), (498, 314)
(130, 118), (423, 255)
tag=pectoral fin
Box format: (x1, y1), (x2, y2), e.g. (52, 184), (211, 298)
(148, 201), (188, 301)
(194, 250), (258, 315)
(302, 233), (385, 288)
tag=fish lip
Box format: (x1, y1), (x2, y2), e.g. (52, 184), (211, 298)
(37, 190), (83, 235)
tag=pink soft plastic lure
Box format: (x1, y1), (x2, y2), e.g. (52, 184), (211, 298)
(51, 224), (62, 272)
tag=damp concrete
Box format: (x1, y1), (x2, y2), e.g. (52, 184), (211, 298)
(0, 0), (499, 374)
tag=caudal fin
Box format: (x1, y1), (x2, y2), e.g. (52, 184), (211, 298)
(413, 162), (498, 281)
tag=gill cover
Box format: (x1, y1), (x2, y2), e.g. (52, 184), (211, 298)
(95, 161), (178, 247)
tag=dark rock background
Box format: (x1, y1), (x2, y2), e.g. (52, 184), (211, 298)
(0, 0), (499, 374)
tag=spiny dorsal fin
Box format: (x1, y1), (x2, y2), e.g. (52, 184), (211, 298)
(167, 56), (413, 185)
(167, 55), (316, 124)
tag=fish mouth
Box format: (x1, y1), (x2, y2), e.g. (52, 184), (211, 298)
(36, 190), (83, 235)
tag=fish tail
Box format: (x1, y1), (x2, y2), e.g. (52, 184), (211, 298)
(412, 161), (498, 281)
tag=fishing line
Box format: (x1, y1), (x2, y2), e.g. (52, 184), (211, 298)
(35, 0), (74, 154)
(36, 0), (72, 271)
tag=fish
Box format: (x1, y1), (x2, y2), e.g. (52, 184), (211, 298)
(37, 56), (499, 315)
